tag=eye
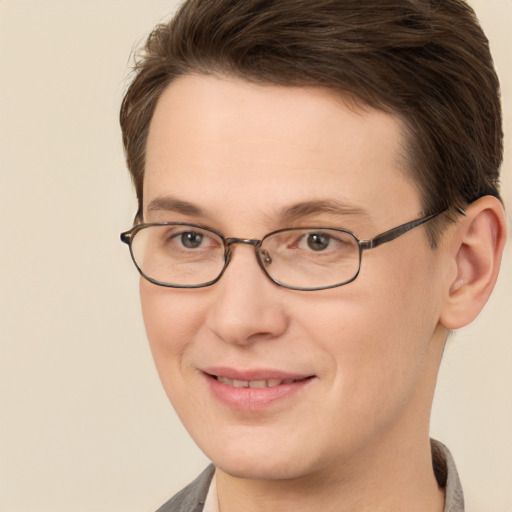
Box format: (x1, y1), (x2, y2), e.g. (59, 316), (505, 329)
(305, 233), (331, 251)
(179, 231), (204, 249)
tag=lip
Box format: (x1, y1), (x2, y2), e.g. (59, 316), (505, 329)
(202, 366), (315, 411)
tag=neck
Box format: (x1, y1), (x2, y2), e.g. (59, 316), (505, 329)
(215, 433), (445, 512)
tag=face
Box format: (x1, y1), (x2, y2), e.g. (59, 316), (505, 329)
(141, 74), (449, 482)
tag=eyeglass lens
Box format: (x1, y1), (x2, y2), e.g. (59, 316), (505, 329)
(129, 224), (361, 289)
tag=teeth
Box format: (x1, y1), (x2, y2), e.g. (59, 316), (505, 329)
(216, 376), (298, 388)
(248, 380), (267, 388)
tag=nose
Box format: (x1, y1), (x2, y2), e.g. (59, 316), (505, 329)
(205, 244), (289, 347)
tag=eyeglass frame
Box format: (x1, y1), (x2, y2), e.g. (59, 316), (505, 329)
(120, 208), (462, 291)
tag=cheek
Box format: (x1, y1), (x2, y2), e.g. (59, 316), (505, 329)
(302, 255), (439, 408)
(139, 281), (207, 388)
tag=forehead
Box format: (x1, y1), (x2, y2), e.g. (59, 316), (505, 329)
(144, 74), (421, 229)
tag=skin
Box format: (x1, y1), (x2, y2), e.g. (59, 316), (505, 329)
(139, 74), (506, 511)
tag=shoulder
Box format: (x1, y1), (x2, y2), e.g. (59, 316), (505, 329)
(155, 465), (216, 512)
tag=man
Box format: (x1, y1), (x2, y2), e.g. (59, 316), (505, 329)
(119, 1), (507, 511)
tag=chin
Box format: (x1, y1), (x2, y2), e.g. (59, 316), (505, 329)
(213, 455), (309, 481)
(197, 431), (323, 482)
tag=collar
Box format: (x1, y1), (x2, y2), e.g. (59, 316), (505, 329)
(431, 439), (465, 511)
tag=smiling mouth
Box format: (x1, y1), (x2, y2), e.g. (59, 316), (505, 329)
(204, 371), (315, 410)
(214, 376), (306, 388)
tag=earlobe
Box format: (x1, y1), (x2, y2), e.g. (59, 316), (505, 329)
(440, 196), (508, 330)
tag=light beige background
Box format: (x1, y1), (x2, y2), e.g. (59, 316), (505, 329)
(0, 1), (510, 511)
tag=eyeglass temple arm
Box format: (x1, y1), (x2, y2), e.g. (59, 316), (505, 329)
(359, 207), (466, 251)
(365, 213), (439, 250)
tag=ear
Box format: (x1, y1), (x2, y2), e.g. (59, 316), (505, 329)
(440, 195), (508, 330)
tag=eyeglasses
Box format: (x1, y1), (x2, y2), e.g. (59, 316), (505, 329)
(120, 210), (445, 291)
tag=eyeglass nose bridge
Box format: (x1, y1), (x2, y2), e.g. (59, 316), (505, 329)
(222, 237), (273, 274)
(224, 236), (263, 260)
(224, 237), (263, 248)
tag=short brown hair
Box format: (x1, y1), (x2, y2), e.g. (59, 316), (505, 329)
(120, 0), (503, 240)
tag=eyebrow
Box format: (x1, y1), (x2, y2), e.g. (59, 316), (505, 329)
(146, 195), (370, 223)
(146, 196), (205, 217)
(279, 199), (371, 223)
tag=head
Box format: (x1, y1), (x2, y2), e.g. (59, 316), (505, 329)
(119, 0), (507, 487)
(121, 0), (503, 243)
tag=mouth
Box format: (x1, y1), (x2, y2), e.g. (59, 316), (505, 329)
(214, 375), (309, 388)
(203, 369), (315, 411)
